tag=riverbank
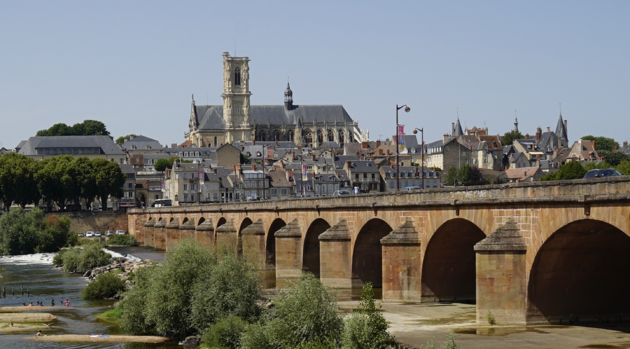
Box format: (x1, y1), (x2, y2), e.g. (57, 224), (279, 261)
(28, 334), (168, 343)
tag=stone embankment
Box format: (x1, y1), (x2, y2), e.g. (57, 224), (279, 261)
(83, 257), (152, 287)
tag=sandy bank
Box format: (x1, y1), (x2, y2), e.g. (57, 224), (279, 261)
(0, 306), (67, 313)
(0, 323), (45, 333)
(28, 334), (169, 343)
(0, 313), (56, 323)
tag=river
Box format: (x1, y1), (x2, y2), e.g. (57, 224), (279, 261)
(0, 247), (179, 349)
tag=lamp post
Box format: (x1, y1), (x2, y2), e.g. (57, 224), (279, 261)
(396, 104), (411, 191)
(413, 128), (424, 189)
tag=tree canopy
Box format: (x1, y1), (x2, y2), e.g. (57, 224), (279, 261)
(597, 150), (630, 167)
(444, 165), (487, 186)
(501, 130), (524, 146)
(581, 136), (619, 152)
(37, 120), (111, 137)
(116, 134), (138, 146)
(541, 161), (587, 181)
(154, 156), (180, 172)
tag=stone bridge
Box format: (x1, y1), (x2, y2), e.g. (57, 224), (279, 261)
(128, 177), (630, 326)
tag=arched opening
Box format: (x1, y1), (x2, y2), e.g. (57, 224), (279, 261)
(317, 130), (324, 143)
(234, 67), (241, 86)
(528, 220), (630, 324)
(265, 218), (286, 287)
(273, 130), (280, 141)
(304, 132), (312, 145)
(302, 219), (331, 278)
(352, 219), (392, 289)
(169, 217), (174, 223)
(328, 129), (334, 142)
(338, 130), (345, 145)
(258, 131), (266, 142)
(182, 217), (189, 225)
(213, 136), (217, 147)
(216, 217), (227, 231)
(238, 218), (253, 256)
(198, 217), (206, 226)
(421, 218), (485, 302)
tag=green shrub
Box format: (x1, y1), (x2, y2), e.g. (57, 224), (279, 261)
(341, 282), (397, 349)
(53, 248), (68, 266)
(191, 252), (261, 332)
(61, 248), (82, 272)
(106, 234), (138, 246)
(97, 306), (122, 323)
(486, 311), (495, 325)
(119, 266), (158, 335)
(78, 243), (112, 272)
(201, 315), (247, 349)
(441, 331), (460, 349)
(82, 272), (125, 299)
(240, 274), (343, 349)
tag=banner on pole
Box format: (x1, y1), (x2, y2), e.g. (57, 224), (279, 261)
(398, 125), (407, 154)
(199, 171), (204, 185)
(302, 165), (308, 181)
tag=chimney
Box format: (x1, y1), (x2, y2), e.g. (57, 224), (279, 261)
(525, 134), (531, 139)
(387, 149), (390, 156)
(624, 141), (629, 152)
(237, 163), (241, 171)
(346, 160), (352, 169)
(311, 154), (316, 161)
(452, 122), (455, 134)
(252, 139), (256, 145)
(251, 164), (256, 170)
(613, 146), (618, 151)
(362, 141), (368, 149)
(547, 127), (551, 132)
(536, 127), (542, 141)
(564, 120), (568, 137)
(379, 149), (384, 156)
(376, 140), (381, 147)
(231, 164), (236, 174)
(443, 134), (450, 144)
(213, 168), (217, 174)
(592, 140), (595, 150)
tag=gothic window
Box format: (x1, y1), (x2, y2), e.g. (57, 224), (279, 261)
(328, 129), (334, 142)
(234, 68), (241, 86)
(338, 130), (345, 145)
(258, 131), (266, 142)
(273, 130), (281, 141)
(213, 136), (217, 147)
(288, 130), (294, 142)
(317, 130), (324, 143)
(304, 132), (313, 145)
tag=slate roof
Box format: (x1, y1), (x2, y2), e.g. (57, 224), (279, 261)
(17, 136), (124, 156)
(479, 135), (502, 151)
(346, 160), (379, 173)
(121, 135), (163, 150)
(453, 118), (464, 136)
(195, 104), (354, 130)
(555, 114), (568, 140)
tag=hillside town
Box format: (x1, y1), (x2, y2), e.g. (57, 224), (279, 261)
(2, 53), (628, 210)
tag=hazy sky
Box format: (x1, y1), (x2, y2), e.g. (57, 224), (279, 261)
(1, 1), (627, 148)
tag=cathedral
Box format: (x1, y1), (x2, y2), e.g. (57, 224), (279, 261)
(186, 52), (368, 148)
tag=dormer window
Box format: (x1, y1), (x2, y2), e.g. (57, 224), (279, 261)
(234, 67), (241, 86)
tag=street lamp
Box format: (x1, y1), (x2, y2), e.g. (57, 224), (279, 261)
(396, 104), (411, 191)
(413, 128), (424, 189)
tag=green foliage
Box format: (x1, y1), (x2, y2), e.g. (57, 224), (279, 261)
(37, 120), (111, 137)
(91, 158), (126, 206)
(342, 282), (397, 349)
(97, 306), (122, 323)
(617, 160), (630, 175)
(444, 167), (458, 186)
(106, 234), (138, 246)
(240, 153), (251, 165)
(441, 331), (461, 349)
(583, 161), (611, 171)
(541, 161), (587, 181)
(118, 266), (158, 335)
(445, 166), (486, 186)
(154, 156), (181, 172)
(191, 251), (261, 332)
(501, 130), (524, 146)
(201, 315), (247, 349)
(82, 272), (125, 300)
(240, 274), (343, 349)
(486, 311), (495, 325)
(37, 215), (74, 252)
(116, 134), (138, 146)
(0, 153), (40, 209)
(458, 165), (470, 185)
(0, 208), (75, 255)
(58, 243), (111, 273)
(597, 150), (630, 167)
(582, 135), (619, 152)
(420, 339), (436, 349)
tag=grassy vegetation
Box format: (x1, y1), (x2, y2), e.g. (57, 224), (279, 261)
(106, 234), (138, 246)
(82, 272), (125, 300)
(97, 307), (122, 323)
(53, 242), (112, 273)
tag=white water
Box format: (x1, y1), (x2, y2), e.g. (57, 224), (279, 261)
(102, 248), (142, 262)
(0, 252), (56, 265)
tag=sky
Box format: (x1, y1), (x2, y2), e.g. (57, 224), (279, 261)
(0, 1), (628, 149)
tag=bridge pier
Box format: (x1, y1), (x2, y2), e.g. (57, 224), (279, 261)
(241, 219), (266, 269)
(195, 219), (215, 249)
(154, 218), (167, 250)
(381, 220), (422, 302)
(275, 219), (303, 288)
(179, 219), (195, 242)
(216, 219), (238, 252)
(143, 218), (155, 248)
(474, 219), (527, 325)
(319, 220), (353, 288)
(165, 218), (180, 251)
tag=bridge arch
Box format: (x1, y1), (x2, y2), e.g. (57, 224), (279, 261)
(352, 218), (393, 289)
(527, 219), (630, 324)
(302, 218), (331, 278)
(238, 218), (254, 256)
(197, 217), (206, 226)
(421, 218), (485, 302)
(182, 217), (189, 225)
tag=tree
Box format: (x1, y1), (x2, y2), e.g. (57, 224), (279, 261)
(582, 136), (619, 152)
(444, 167), (459, 186)
(617, 160), (630, 175)
(466, 166), (487, 186)
(458, 165), (470, 186)
(116, 134), (138, 146)
(36, 155), (76, 211)
(91, 159), (126, 209)
(501, 130), (524, 146)
(36, 120), (111, 137)
(597, 150), (630, 167)
(37, 215), (73, 253)
(541, 161), (586, 181)
(154, 156), (180, 172)
(0, 208), (43, 255)
(0, 153), (40, 210)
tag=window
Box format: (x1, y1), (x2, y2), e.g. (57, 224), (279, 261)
(281, 188), (288, 195)
(271, 189), (278, 195)
(191, 194), (195, 201)
(234, 67), (241, 86)
(328, 184), (333, 193)
(127, 183), (133, 189)
(184, 173), (188, 180)
(183, 194), (188, 202)
(213, 184), (218, 191)
(205, 185), (209, 191)
(389, 182), (395, 189)
(176, 173), (179, 180)
(213, 193), (218, 200)
(184, 184), (188, 191)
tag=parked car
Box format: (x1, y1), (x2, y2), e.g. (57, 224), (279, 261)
(77, 232), (85, 237)
(115, 230), (125, 235)
(405, 186), (422, 191)
(94, 231), (102, 237)
(105, 231), (113, 236)
(85, 231), (94, 238)
(583, 168), (622, 179)
(333, 190), (351, 196)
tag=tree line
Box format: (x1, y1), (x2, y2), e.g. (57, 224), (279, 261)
(0, 208), (77, 255)
(36, 120), (111, 137)
(0, 153), (126, 211)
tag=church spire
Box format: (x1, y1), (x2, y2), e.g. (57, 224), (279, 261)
(284, 81), (293, 109)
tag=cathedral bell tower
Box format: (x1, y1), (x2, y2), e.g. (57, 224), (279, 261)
(221, 52), (252, 142)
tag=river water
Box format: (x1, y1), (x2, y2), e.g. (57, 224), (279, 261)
(0, 247), (178, 349)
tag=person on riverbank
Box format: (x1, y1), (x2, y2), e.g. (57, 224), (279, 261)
(65, 299), (70, 307)
(51, 300), (55, 306)
(28, 302), (33, 306)
(36, 330), (42, 337)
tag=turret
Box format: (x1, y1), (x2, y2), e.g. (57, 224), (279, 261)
(284, 82), (293, 109)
